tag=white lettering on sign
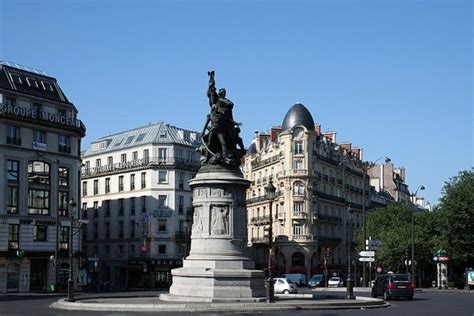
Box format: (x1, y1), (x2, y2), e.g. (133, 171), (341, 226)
(0, 104), (82, 129)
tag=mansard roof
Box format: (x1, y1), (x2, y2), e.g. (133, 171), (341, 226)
(83, 122), (201, 157)
(0, 61), (71, 104)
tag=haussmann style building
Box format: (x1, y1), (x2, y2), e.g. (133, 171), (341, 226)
(0, 61), (86, 293)
(243, 103), (369, 282)
(81, 122), (200, 290)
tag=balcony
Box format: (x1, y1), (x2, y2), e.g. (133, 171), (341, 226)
(313, 190), (345, 204)
(291, 211), (307, 219)
(7, 137), (21, 146)
(318, 214), (342, 224)
(292, 235), (313, 241)
(251, 237), (269, 244)
(315, 235), (342, 244)
(251, 155), (280, 170)
(81, 157), (201, 179)
(278, 169), (309, 178)
(250, 215), (271, 226)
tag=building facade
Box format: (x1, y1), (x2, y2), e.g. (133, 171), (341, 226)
(81, 123), (200, 290)
(0, 61), (86, 293)
(367, 162), (410, 202)
(243, 103), (367, 281)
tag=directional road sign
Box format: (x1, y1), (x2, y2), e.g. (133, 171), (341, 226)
(359, 251), (375, 257)
(366, 239), (382, 250)
(359, 257), (375, 262)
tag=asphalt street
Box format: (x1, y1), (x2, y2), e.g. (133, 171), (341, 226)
(0, 289), (472, 316)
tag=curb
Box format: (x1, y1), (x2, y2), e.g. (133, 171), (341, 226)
(51, 297), (389, 312)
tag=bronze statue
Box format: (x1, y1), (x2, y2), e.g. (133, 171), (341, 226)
(199, 71), (246, 169)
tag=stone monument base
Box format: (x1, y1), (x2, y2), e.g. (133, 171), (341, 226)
(160, 170), (265, 302)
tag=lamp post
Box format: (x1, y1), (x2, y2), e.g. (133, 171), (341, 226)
(346, 207), (355, 299)
(362, 156), (390, 287)
(411, 185), (425, 286)
(265, 179), (276, 303)
(67, 198), (76, 302)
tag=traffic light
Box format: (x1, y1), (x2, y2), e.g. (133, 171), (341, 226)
(16, 249), (25, 258)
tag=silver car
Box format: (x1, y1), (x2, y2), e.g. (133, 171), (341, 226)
(274, 277), (298, 294)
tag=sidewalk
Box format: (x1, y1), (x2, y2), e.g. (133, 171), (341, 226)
(51, 293), (388, 312)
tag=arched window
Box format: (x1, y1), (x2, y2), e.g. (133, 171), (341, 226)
(291, 252), (306, 268)
(293, 181), (305, 196)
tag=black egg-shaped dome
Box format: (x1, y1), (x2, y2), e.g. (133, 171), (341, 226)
(281, 103), (315, 132)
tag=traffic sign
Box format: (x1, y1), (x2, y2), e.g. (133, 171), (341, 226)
(359, 251), (375, 257)
(359, 257), (375, 262)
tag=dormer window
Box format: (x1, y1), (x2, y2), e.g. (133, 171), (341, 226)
(124, 136), (134, 145)
(26, 77), (39, 88)
(42, 81), (54, 91)
(10, 73), (22, 85)
(57, 108), (66, 117)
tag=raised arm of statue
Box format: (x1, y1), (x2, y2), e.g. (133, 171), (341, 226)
(207, 71), (218, 107)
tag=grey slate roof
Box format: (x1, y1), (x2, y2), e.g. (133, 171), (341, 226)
(83, 122), (201, 157)
(0, 60), (71, 104)
(281, 103), (315, 132)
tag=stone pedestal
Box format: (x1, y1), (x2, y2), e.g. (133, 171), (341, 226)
(160, 170), (265, 302)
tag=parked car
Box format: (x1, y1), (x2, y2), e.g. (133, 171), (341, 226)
(308, 274), (325, 288)
(274, 278), (298, 294)
(371, 274), (414, 301)
(281, 273), (307, 286)
(328, 276), (344, 287)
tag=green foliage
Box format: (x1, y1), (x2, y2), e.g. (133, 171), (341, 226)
(437, 169), (474, 269)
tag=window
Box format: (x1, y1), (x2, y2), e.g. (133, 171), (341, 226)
(58, 135), (71, 153)
(107, 156), (113, 165)
(95, 159), (101, 168)
(93, 180), (98, 195)
(82, 202), (87, 219)
(178, 195), (184, 213)
(293, 202), (305, 216)
(33, 130), (45, 143)
(132, 151), (138, 160)
(159, 130), (167, 138)
(118, 222), (124, 238)
(28, 189), (50, 215)
(11, 73), (22, 84)
(293, 223), (303, 236)
(129, 244), (135, 256)
(158, 148), (167, 161)
(294, 141), (304, 155)
(26, 77), (39, 88)
(7, 160), (19, 181)
(114, 138), (124, 147)
(176, 149), (183, 161)
(57, 108), (66, 117)
(8, 224), (19, 250)
(58, 167), (68, 187)
(7, 186), (18, 214)
(158, 170), (167, 183)
(158, 195), (167, 207)
(158, 219), (167, 232)
(42, 81), (54, 91)
(293, 181), (305, 196)
(28, 161), (50, 184)
(59, 227), (69, 249)
(178, 172), (184, 189)
(7, 125), (21, 145)
(136, 133), (146, 142)
(130, 198), (136, 215)
(130, 174), (135, 190)
(158, 244), (166, 255)
(104, 200), (110, 217)
(6, 96), (16, 106)
(124, 136), (134, 145)
(119, 176), (124, 192)
(105, 245), (110, 255)
(130, 221), (136, 238)
(34, 225), (47, 241)
(143, 149), (149, 162)
(118, 245), (124, 256)
(141, 196), (146, 213)
(141, 172), (146, 189)
(105, 223), (110, 239)
(105, 178), (110, 193)
(93, 202), (99, 218)
(82, 181), (87, 196)
(58, 191), (69, 216)
(294, 159), (303, 170)
(119, 199), (124, 216)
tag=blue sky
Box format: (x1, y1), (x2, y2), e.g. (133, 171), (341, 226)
(1, 0), (472, 205)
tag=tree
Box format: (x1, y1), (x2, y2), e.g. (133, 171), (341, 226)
(437, 169), (474, 272)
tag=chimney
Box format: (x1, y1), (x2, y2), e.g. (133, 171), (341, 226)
(340, 142), (352, 152)
(351, 147), (362, 160)
(270, 127), (282, 142)
(314, 124), (321, 136)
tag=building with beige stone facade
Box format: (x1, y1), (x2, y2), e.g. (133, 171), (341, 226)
(243, 103), (368, 281)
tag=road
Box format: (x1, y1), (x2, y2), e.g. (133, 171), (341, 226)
(0, 289), (472, 316)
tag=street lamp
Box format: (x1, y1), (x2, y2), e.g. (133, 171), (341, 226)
(346, 207), (355, 299)
(67, 197), (77, 302)
(411, 185), (425, 287)
(265, 179), (276, 304)
(362, 156), (390, 287)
